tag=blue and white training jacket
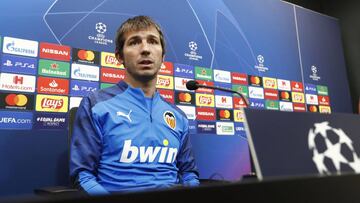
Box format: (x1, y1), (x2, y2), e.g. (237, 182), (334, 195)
(70, 81), (199, 195)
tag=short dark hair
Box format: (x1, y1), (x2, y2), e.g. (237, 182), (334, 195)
(115, 15), (165, 58)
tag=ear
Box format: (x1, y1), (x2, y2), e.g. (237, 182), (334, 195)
(115, 52), (124, 64)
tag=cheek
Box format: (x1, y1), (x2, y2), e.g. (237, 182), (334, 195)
(123, 51), (137, 61)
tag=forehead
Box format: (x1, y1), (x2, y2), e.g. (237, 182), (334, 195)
(123, 26), (161, 41)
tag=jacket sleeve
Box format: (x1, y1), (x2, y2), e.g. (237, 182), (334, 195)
(69, 96), (109, 195)
(176, 118), (200, 186)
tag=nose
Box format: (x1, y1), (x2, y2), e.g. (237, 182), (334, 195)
(140, 41), (150, 56)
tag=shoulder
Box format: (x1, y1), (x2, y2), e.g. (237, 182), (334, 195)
(85, 81), (128, 108)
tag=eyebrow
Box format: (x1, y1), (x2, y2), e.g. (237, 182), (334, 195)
(127, 34), (160, 42)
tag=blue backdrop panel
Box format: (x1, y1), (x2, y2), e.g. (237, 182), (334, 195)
(296, 7), (352, 113)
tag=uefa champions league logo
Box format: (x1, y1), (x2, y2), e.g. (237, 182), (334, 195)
(309, 65), (321, 81)
(254, 54), (268, 72)
(257, 55), (264, 64)
(184, 41), (202, 61)
(189, 41), (198, 52)
(308, 122), (360, 174)
(95, 22), (107, 34)
(311, 65), (317, 74)
(88, 22), (113, 46)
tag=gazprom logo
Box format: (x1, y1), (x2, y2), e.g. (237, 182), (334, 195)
(71, 63), (99, 81)
(2, 37), (38, 57)
(119, 139), (178, 163)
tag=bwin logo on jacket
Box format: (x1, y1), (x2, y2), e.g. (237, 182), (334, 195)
(119, 139), (178, 163)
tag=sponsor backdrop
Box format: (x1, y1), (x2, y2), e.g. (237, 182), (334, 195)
(0, 0), (351, 196)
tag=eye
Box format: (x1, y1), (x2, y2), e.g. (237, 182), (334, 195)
(148, 38), (159, 44)
(128, 39), (140, 46)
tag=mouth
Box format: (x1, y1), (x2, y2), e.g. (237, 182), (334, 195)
(138, 59), (154, 65)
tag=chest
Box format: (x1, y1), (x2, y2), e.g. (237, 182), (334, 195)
(97, 103), (182, 153)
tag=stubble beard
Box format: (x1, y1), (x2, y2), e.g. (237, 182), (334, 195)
(125, 62), (160, 83)
(129, 69), (157, 83)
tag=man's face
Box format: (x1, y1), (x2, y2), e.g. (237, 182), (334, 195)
(118, 26), (164, 82)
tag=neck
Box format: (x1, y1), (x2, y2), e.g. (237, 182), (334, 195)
(124, 73), (157, 97)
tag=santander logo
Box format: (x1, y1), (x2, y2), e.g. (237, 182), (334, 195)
(49, 80), (58, 88)
(41, 98), (64, 109)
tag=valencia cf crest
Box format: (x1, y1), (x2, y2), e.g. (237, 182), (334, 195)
(164, 111), (176, 130)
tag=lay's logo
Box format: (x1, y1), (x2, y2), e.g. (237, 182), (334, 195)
(199, 96), (211, 104)
(101, 52), (123, 68)
(36, 94), (68, 112)
(234, 109), (245, 122)
(164, 111), (176, 130)
(41, 98), (63, 109)
(263, 77), (277, 89)
(292, 92), (305, 103)
(196, 94), (214, 107)
(156, 75), (173, 89)
(158, 78), (170, 86)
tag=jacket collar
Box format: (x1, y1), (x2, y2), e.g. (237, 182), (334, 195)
(117, 80), (160, 103)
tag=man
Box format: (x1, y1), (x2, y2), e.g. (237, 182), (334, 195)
(70, 16), (199, 195)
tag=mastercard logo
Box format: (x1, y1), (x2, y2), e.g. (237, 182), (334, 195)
(219, 110), (231, 119)
(309, 105), (318, 112)
(5, 94), (28, 106)
(77, 50), (95, 61)
(281, 91), (290, 100)
(250, 76), (261, 85)
(178, 92), (192, 102)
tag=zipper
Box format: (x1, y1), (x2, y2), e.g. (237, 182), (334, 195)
(150, 96), (153, 123)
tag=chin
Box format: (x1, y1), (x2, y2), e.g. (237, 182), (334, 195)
(134, 72), (157, 82)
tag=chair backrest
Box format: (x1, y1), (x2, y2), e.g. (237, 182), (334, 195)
(68, 107), (78, 143)
(33, 107), (80, 195)
(68, 107), (78, 166)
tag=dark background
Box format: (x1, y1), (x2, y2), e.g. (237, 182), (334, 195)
(285, 0), (360, 113)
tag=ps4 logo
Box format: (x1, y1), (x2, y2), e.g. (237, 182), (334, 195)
(3, 60), (35, 69)
(1, 55), (37, 75)
(250, 99), (265, 109)
(250, 102), (264, 108)
(72, 85), (97, 92)
(175, 67), (193, 74)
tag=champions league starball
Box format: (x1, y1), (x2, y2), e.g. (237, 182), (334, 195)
(308, 121), (360, 174)
(95, 22), (107, 34)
